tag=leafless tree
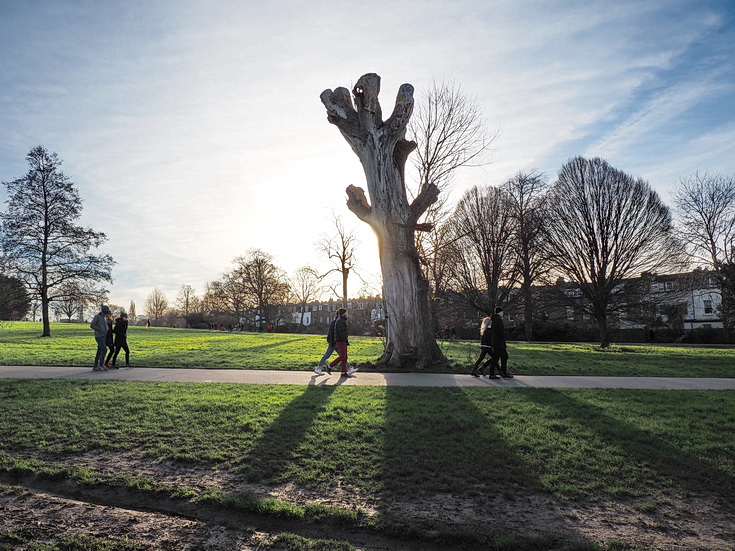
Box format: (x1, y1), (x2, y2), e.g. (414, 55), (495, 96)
(175, 284), (201, 318)
(408, 80), (497, 300)
(52, 281), (104, 322)
(317, 214), (360, 307)
(321, 73), (444, 368)
(0, 146), (114, 336)
(144, 288), (169, 326)
(129, 300), (137, 321)
(292, 266), (322, 325)
(673, 172), (735, 336)
(673, 172), (735, 268)
(545, 157), (686, 347)
(444, 185), (520, 316)
(503, 170), (552, 340)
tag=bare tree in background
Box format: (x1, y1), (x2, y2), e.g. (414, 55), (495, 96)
(175, 284), (201, 318)
(144, 288), (169, 326)
(408, 80), (496, 299)
(321, 73), (444, 368)
(317, 215), (360, 307)
(292, 266), (322, 325)
(545, 157), (686, 347)
(52, 281), (105, 322)
(503, 170), (551, 340)
(673, 172), (735, 336)
(445, 185), (519, 316)
(129, 301), (136, 320)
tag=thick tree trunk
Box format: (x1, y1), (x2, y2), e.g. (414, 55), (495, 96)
(321, 73), (445, 369)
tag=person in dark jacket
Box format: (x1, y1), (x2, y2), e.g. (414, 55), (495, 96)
(111, 312), (131, 368)
(315, 310), (338, 375)
(90, 305), (111, 371)
(471, 316), (499, 378)
(490, 306), (513, 378)
(103, 311), (115, 368)
(328, 308), (357, 376)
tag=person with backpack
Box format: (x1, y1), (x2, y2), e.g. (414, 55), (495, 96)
(315, 310), (339, 375)
(490, 306), (513, 378)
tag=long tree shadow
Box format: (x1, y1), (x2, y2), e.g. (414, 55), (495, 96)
(521, 388), (735, 504)
(234, 385), (337, 482)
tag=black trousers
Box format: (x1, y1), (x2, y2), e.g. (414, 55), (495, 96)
(112, 338), (130, 365)
(490, 346), (509, 374)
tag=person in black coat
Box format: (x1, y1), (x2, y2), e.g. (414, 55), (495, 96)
(471, 317), (499, 378)
(490, 306), (513, 378)
(111, 312), (131, 368)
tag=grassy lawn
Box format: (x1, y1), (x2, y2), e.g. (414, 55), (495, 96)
(1, 321), (734, 377)
(3, 380), (732, 501)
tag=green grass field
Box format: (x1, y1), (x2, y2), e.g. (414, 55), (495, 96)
(1, 321), (734, 377)
(1, 321), (734, 549)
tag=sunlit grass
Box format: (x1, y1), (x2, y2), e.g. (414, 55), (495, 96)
(1, 321), (734, 376)
(1, 379), (733, 502)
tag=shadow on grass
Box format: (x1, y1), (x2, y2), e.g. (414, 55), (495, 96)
(235, 385), (336, 481)
(522, 389), (735, 503)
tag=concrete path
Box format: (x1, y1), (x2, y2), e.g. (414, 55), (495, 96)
(1, 365), (734, 390)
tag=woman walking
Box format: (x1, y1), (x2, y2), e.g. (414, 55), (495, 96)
(111, 312), (131, 368)
(471, 317), (499, 378)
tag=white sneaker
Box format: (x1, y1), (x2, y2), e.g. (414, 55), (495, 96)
(347, 367), (358, 375)
(314, 367), (323, 375)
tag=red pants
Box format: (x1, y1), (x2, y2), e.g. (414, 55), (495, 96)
(329, 341), (348, 372)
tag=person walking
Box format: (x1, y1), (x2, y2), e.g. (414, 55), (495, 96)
(111, 312), (131, 368)
(328, 308), (357, 377)
(490, 306), (513, 378)
(471, 317), (498, 378)
(90, 305), (111, 371)
(103, 311), (115, 368)
(315, 310), (338, 375)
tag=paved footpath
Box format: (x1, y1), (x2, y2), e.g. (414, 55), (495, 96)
(0, 365), (734, 390)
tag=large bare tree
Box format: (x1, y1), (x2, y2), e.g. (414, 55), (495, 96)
(503, 170), (551, 340)
(408, 80), (496, 302)
(444, 185), (519, 316)
(545, 157), (686, 347)
(175, 284), (201, 318)
(321, 73), (444, 369)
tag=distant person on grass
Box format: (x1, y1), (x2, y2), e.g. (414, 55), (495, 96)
(315, 310), (339, 375)
(328, 308), (357, 377)
(90, 305), (111, 371)
(471, 316), (497, 378)
(112, 312), (131, 368)
(490, 306), (513, 378)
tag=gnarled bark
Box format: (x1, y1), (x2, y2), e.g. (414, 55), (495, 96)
(321, 73), (445, 369)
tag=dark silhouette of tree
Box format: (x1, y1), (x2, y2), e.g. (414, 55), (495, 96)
(444, 185), (519, 316)
(0, 273), (30, 320)
(175, 284), (200, 317)
(503, 170), (551, 340)
(0, 146), (114, 336)
(545, 157), (686, 347)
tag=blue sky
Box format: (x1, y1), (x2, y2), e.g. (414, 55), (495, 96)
(1, 0), (734, 310)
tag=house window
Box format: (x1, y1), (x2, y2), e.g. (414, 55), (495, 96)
(664, 281), (674, 291)
(704, 300), (713, 314)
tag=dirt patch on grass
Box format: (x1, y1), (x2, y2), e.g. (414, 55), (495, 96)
(2, 451), (734, 550)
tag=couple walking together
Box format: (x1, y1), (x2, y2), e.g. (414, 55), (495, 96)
(472, 306), (513, 379)
(315, 308), (358, 377)
(91, 305), (131, 371)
